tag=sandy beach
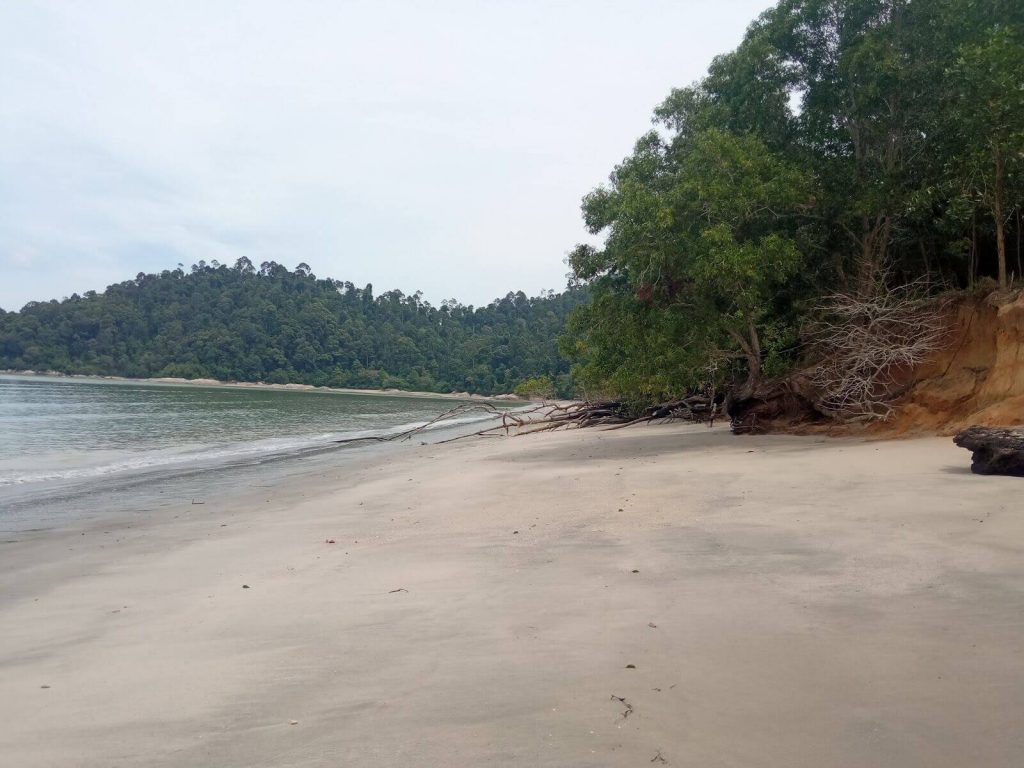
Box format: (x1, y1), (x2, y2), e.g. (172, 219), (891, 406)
(2, 424), (1022, 767)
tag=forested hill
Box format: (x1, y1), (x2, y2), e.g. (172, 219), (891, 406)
(0, 259), (584, 396)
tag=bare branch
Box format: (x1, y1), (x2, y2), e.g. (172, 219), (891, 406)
(806, 275), (952, 420)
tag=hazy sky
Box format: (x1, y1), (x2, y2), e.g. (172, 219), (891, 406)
(0, 0), (773, 311)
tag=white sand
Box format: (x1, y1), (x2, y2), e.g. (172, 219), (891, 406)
(1, 424), (1022, 767)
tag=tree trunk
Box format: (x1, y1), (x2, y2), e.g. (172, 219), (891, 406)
(1016, 208), (1022, 281)
(745, 322), (762, 398)
(970, 215), (978, 288)
(858, 215), (877, 295)
(856, 214), (890, 296)
(995, 148), (1007, 287)
(727, 324), (761, 400)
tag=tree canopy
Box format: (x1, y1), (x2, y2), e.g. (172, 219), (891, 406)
(563, 0), (1024, 405)
(0, 259), (583, 397)
(4, 0), (1020, 412)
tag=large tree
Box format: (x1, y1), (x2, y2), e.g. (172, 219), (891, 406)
(949, 27), (1024, 286)
(567, 129), (813, 401)
(564, 0), (1024, 406)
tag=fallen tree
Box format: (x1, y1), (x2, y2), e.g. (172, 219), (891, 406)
(332, 395), (720, 446)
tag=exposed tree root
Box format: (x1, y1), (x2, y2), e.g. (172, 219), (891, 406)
(805, 279), (953, 420)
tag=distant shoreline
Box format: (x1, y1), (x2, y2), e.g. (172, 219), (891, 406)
(0, 369), (523, 402)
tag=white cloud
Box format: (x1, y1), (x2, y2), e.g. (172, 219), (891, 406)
(0, 0), (773, 311)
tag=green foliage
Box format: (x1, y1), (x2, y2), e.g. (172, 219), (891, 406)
(946, 25), (1024, 285)
(564, 0), (1024, 405)
(5, 0), (1021, 413)
(561, 291), (714, 403)
(566, 126), (813, 399)
(513, 376), (555, 399)
(0, 263), (586, 397)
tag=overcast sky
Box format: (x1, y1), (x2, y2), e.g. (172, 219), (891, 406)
(0, 0), (773, 311)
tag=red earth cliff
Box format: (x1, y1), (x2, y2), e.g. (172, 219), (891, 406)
(887, 288), (1024, 435)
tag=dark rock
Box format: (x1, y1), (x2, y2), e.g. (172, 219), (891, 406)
(954, 426), (1024, 476)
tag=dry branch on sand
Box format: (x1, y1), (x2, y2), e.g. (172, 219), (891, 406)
(333, 396), (718, 447)
(436, 396), (719, 440)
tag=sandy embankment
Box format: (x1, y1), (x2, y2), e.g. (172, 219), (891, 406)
(1, 425), (1022, 767)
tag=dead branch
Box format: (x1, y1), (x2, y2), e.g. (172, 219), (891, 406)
(331, 392), (720, 449)
(333, 402), (542, 445)
(806, 278), (952, 420)
(434, 396), (719, 442)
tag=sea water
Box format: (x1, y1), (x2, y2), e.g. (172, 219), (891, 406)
(0, 375), (501, 530)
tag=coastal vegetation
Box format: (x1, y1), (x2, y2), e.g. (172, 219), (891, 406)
(562, 0), (1024, 419)
(3, 0), (1022, 421)
(0, 260), (583, 397)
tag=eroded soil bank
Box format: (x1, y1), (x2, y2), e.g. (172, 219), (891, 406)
(889, 288), (1024, 433)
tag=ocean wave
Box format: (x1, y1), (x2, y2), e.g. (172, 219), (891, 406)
(0, 409), (505, 487)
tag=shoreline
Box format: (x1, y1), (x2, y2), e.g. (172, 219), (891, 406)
(0, 396), (513, 528)
(0, 369), (525, 402)
(2, 424), (1021, 766)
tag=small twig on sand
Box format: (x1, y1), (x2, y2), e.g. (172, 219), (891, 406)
(388, 588), (408, 594)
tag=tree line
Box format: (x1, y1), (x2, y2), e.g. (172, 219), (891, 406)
(4, 0), (1020, 411)
(0, 258), (583, 397)
(561, 0), (1024, 409)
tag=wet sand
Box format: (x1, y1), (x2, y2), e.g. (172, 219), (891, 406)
(1, 424), (1022, 767)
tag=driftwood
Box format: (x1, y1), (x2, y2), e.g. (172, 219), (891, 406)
(435, 398), (718, 442)
(332, 396), (719, 448)
(953, 426), (1024, 477)
(333, 403), (516, 445)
